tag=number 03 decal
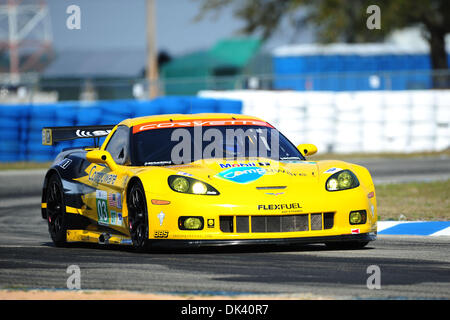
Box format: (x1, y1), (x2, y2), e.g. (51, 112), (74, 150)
(96, 190), (109, 225)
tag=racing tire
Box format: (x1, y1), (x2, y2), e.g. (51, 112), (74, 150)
(325, 241), (369, 250)
(46, 174), (68, 247)
(128, 181), (151, 252)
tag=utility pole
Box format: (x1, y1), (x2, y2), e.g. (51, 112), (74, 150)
(146, 0), (159, 98)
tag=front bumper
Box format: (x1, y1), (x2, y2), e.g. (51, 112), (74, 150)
(148, 232), (377, 248)
(146, 182), (378, 243)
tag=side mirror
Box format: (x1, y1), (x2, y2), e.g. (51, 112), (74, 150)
(86, 150), (118, 171)
(297, 143), (318, 157)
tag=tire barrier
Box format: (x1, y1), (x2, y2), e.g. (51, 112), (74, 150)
(199, 89), (450, 154)
(0, 97), (242, 162)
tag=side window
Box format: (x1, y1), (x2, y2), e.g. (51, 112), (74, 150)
(105, 125), (130, 165)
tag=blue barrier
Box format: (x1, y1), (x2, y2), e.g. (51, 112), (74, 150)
(216, 99), (242, 114)
(0, 105), (28, 161)
(133, 100), (161, 117)
(187, 97), (218, 113)
(0, 97), (243, 162)
(76, 104), (103, 125)
(154, 97), (189, 114)
(273, 53), (449, 91)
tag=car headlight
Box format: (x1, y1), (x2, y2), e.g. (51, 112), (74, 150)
(179, 216), (204, 230)
(171, 177), (190, 193)
(191, 181), (207, 194)
(349, 210), (367, 225)
(168, 175), (219, 195)
(326, 170), (359, 191)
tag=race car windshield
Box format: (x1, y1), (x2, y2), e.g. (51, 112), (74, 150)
(131, 125), (305, 166)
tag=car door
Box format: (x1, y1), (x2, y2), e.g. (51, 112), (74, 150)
(93, 125), (131, 230)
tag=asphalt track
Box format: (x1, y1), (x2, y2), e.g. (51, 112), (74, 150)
(0, 157), (449, 299)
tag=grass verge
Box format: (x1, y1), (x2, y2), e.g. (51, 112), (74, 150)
(0, 162), (51, 171)
(376, 179), (450, 221)
(309, 149), (450, 161)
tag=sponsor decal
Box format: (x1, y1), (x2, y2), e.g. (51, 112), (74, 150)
(96, 190), (109, 225)
(154, 230), (169, 238)
(144, 160), (172, 166)
(110, 210), (123, 226)
(157, 211), (165, 226)
(219, 162), (270, 169)
(258, 203), (301, 210)
(96, 191), (122, 226)
(351, 228), (360, 234)
(120, 239), (133, 245)
(133, 118), (273, 134)
(88, 165), (117, 185)
(177, 171), (193, 177)
(42, 128), (52, 145)
(324, 167), (342, 174)
(216, 166), (266, 184)
(58, 158), (72, 169)
(108, 193), (122, 209)
(265, 192), (284, 196)
(207, 219), (215, 228)
(264, 168), (306, 177)
(76, 129), (111, 138)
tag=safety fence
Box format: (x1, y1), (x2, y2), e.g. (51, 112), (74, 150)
(199, 90), (450, 154)
(3, 69), (450, 103)
(0, 97), (242, 162)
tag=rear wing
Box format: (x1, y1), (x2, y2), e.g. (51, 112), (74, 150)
(42, 125), (116, 146)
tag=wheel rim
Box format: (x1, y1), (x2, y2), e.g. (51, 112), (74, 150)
(128, 186), (148, 247)
(47, 180), (64, 236)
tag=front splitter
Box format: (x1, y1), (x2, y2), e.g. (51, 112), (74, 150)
(148, 232), (377, 248)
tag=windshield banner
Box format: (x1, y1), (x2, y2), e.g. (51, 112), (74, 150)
(133, 118), (273, 134)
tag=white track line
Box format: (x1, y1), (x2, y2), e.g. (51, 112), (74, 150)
(377, 221), (402, 232)
(430, 227), (450, 237)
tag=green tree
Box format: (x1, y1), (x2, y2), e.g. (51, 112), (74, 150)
(196, 0), (449, 76)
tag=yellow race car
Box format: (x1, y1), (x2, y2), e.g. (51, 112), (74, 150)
(41, 113), (377, 251)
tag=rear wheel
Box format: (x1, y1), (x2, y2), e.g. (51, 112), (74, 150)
(325, 241), (369, 250)
(128, 181), (151, 252)
(46, 174), (67, 247)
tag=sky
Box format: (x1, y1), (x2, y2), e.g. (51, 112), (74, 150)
(47, 0), (314, 56)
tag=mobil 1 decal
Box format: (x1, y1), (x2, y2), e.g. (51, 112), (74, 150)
(96, 190), (109, 225)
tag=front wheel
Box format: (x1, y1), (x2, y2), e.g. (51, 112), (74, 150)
(128, 181), (151, 252)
